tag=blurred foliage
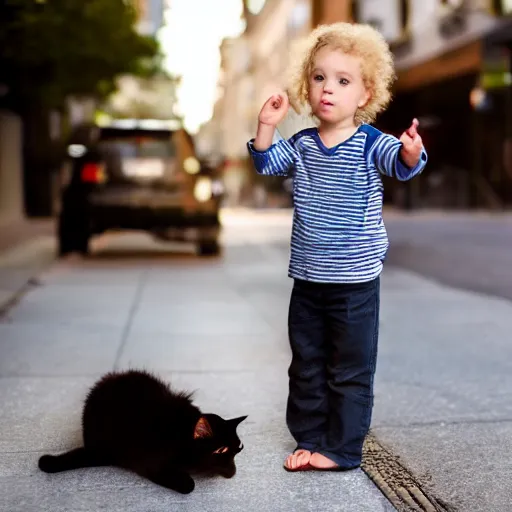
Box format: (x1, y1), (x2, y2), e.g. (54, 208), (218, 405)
(0, 0), (161, 113)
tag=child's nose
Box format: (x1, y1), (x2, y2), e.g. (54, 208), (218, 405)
(323, 81), (334, 93)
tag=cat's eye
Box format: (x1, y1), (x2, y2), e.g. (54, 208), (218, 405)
(213, 446), (229, 455)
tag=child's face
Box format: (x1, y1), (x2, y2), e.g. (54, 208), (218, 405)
(308, 47), (370, 126)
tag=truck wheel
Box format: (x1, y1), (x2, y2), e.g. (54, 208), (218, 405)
(197, 240), (220, 256)
(58, 210), (90, 257)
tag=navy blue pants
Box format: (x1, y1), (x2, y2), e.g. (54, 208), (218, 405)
(286, 277), (380, 469)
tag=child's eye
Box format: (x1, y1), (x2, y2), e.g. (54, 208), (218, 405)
(313, 75), (324, 82)
(339, 78), (349, 86)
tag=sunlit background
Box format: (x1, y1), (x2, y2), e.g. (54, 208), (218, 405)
(1, 0), (512, 218)
(158, 0), (247, 134)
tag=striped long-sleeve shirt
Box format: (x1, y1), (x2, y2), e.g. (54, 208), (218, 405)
(247, 124), (428, 283)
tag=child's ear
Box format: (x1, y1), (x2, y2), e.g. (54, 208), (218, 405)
(194, 416), (213, 439)
(358, 89), (371, 109)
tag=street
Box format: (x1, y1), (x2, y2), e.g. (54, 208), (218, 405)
(384, 211), (512, 302)
(1, 208), (512, 511)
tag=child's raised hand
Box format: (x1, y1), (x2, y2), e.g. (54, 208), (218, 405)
(399, 118), (423, 168)
(258, 92), (289, 127)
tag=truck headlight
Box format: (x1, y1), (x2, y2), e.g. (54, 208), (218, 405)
(184, 156), (200, 174)
(194, 177), (212, 202)
(67, 144), (87, 158)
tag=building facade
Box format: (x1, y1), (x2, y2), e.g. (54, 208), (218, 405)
(354, 0), (512, 209)
(200, 0), (353, 206)
(202, 0), (512, 209)
(0, 111), (24, 224)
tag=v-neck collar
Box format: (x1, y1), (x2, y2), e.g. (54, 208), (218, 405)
(312, 125), (363, 156)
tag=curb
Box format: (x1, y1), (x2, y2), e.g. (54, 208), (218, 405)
(362, 433), (457, 512)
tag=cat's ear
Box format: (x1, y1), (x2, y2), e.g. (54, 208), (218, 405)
(228, 415), (248, 427)
(194, 416), (213, 439)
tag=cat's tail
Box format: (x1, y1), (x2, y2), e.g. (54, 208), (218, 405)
(38, 447), (105, 473)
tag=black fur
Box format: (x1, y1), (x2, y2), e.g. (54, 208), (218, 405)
(38, 369), (247, 494)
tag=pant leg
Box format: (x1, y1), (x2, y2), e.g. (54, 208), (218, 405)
(286, 279), (328, 451)
(317, 277), (380, 468)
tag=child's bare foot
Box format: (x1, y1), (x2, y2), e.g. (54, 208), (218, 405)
(309, 452), (340, 469)
(284, 449), (312, 470)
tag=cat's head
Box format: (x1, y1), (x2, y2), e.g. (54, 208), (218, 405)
(192, 413), (247, 478)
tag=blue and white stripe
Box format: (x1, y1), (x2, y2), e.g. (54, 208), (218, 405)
(247, 125), (427, 283)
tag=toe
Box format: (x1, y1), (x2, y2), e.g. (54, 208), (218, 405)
(296, 451), (310, 468)
(285, 449), (311, 470)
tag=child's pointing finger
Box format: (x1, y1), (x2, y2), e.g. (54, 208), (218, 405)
(407, 118), (419, 138)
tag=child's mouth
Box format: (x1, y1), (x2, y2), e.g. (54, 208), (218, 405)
(321, 100), (333, 106)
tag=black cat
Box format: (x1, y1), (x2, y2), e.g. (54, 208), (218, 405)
(38, 369), (247, 494)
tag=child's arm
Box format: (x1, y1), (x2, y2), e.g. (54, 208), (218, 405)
(247, 93), (298, 177)
(247, 136), (298, 177)
(368, 119), (427, 181)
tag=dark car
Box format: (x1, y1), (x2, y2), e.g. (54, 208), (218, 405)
(57, 119), (223, 257)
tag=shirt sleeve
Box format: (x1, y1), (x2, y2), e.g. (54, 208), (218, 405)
(246, 136), (299, 177)
(367, 132), (428, 181)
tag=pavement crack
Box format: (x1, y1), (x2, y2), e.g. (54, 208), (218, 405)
(113, 270), (148, 370)
(362, 432), (457, 512)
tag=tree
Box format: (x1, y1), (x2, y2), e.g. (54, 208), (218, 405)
(0, 0), (162, 216)
(0, 0), (160, 112)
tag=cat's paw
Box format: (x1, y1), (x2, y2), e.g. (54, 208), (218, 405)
(38, 455), (58, 473)
(148, 468), (195, 494)
(174, 476), (195, 494)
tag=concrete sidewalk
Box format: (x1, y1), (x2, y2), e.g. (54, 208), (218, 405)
(258, 208), (512, 511)
(371, 266), (512, 512)
(0, 218), (56, 312)
(0, 221), (394, 512)
(3, 208), (512, 511)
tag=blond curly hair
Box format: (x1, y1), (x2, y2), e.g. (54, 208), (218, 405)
(286, 22), (396, 125)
